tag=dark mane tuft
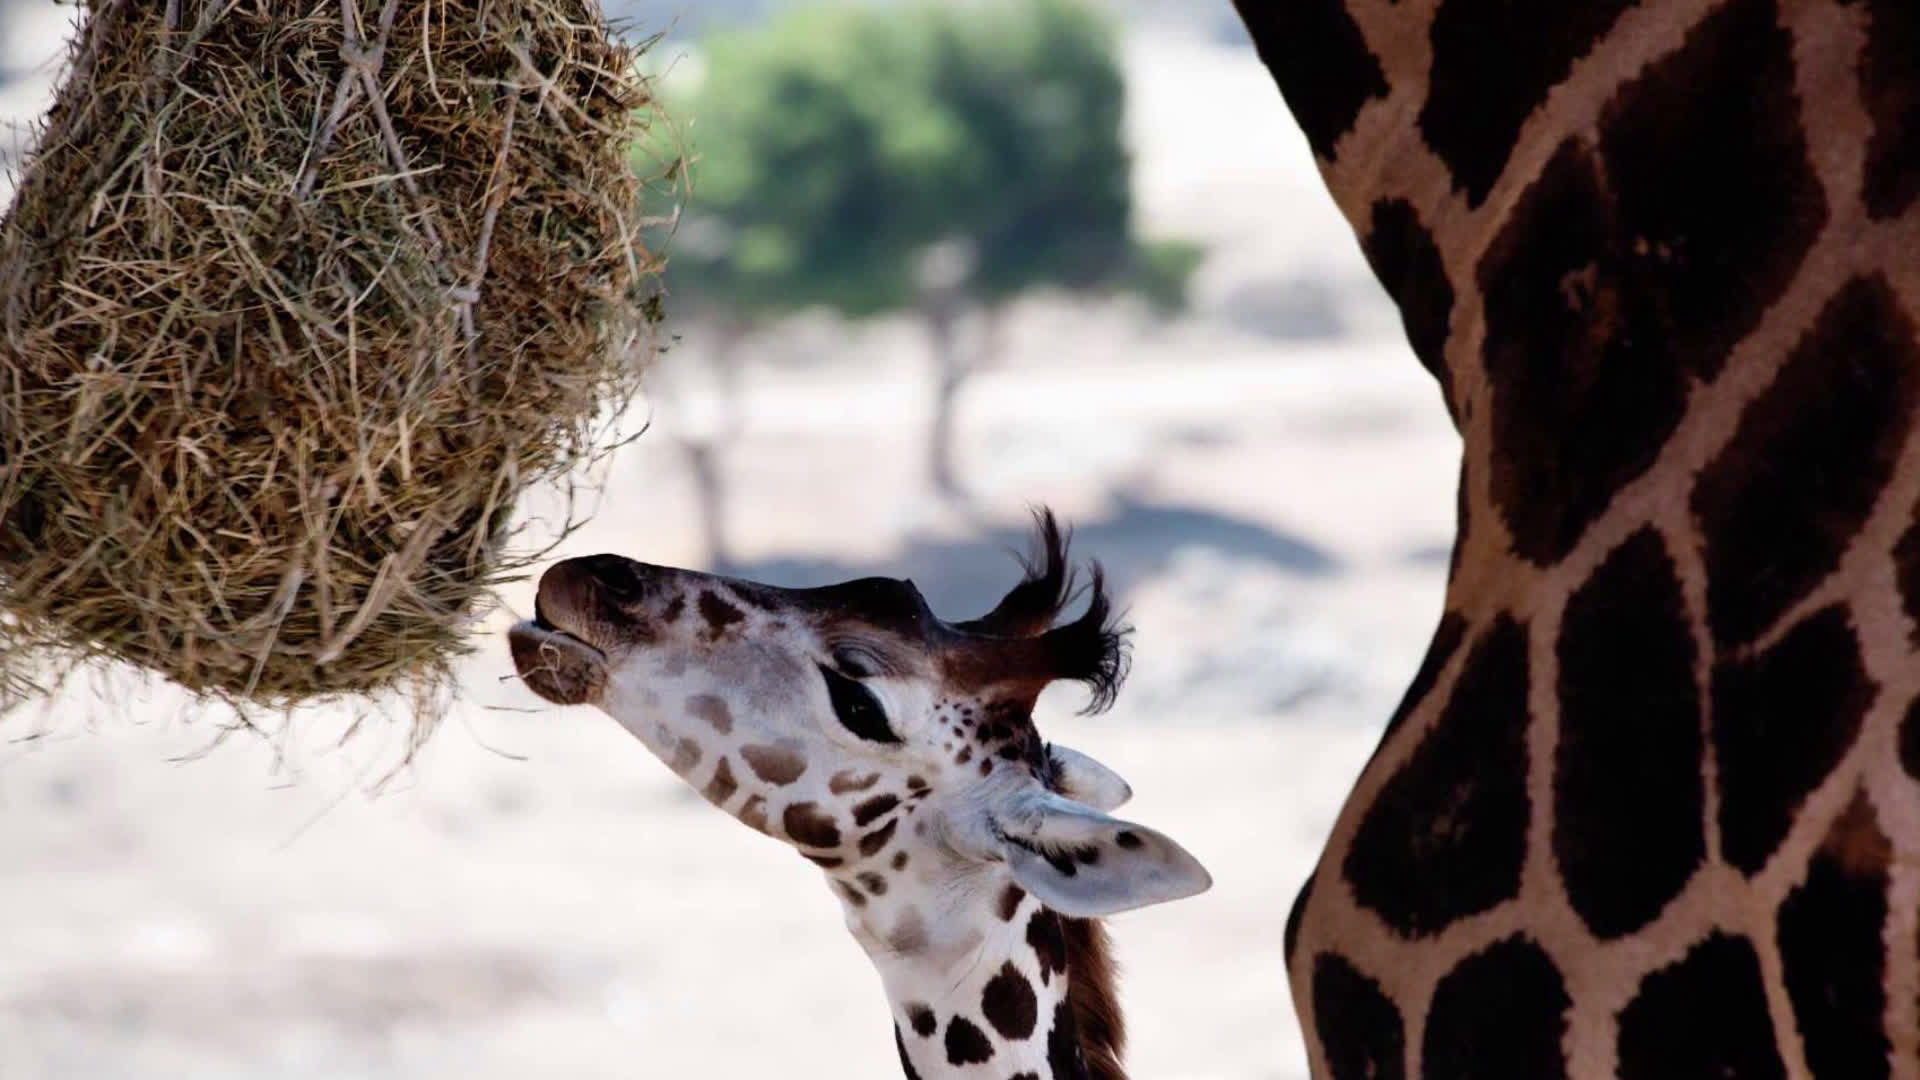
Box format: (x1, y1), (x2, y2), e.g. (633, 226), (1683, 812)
(1045, 562), (1131, 715)
(956, 508), (1075, 639)
(947, 508), (1132, 714)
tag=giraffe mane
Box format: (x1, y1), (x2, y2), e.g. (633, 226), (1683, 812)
(1063, 914), (1127, 1080)
(955, 508), (1078, 637)
(952, 508), (1133, 715)
(1046, 562), (1130, 716)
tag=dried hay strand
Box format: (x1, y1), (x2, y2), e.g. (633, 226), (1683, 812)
(0, 0), (671, 728)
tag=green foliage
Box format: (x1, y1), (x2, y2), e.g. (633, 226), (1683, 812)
(924, 0), (1132, 304)
(1126, 237), (1207, 316)
(647, 0), (1161, 321)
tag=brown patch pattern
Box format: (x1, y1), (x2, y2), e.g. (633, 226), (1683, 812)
(982, 961), (1039, 1040)
(1694, 275), (1920, 647)
(703, 756), (738, 805)
(686, 693), (732, 734)
(740, 743), (808, 785)
(659, 594), (685, 624)
(1898, 519), (1920, 649)
(1230, 0), (1387, 160)
(853, 793), (900, 827)
(1421, 0), (1635, 206)
(1344, 616), (1532, 937)
(1027, 910), (1068, 986)
(907, 1003), (937, 1038)
(859, 818), (899, 857)
(782, 801), (842, 849)
(1362, 199), (1456, 399)
(697, 590), (745, 636)
(944, 1016), (995, 1066)
(1713, 607), (1878, 875)
(1477, 0), (1826, 563)
(739, 794), (769, 834)
(1554, 528), (1704, 938)
(1856, 0), (1920, 220)
(669, 736), (702, 774)
(829, 770), (881, 794)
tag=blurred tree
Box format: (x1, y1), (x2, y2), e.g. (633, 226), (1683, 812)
(649, 0), (1202, 504)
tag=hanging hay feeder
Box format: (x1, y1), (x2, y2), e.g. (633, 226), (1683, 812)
(0, 0), (671, 721)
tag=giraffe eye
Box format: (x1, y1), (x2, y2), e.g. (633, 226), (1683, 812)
(818, 664), (899, 744)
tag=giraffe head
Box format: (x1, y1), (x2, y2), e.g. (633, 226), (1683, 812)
(507, 512), (1210, 923)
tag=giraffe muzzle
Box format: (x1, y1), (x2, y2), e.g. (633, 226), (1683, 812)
(507, 614), (607, 706)
(506, 557), (632, 705)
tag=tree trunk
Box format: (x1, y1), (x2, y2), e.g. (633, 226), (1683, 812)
(923, 297), (968, 499)
(682, 438), (730, 571)
(976, 303), (1010, 373)
(674, 319), (746, 571)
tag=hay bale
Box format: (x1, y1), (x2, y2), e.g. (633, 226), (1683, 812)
(0, 0), (669, 722)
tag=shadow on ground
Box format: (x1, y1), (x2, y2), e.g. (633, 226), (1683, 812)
(718, 490), (1339, 618)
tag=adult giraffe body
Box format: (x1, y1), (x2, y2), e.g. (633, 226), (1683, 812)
(1235, 0), (1920, 1075)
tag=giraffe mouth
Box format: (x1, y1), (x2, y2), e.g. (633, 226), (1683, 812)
(508, 595), (608, 706)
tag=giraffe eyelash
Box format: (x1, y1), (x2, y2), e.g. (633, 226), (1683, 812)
(829, 644), (885, 679)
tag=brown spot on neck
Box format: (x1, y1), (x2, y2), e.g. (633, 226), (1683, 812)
(739, 795), (769, 834)
(703, 756), (738, 805)
(1822, 789), (1893, 878)
(906, 1003), (937, 1038)
(1027, 910), (1067, 984)
(859, 817), (899, 857)
(981, 961), (1039, 1040)
(669, 737), (702, 774)
(687, 694), (733, 734)
(783, 801), (842, 849)
(1025, 907), (1125, 1079)
(830, 769), (883, 794)
(741, 743), (808, 785)
(853, 793), (900, 827)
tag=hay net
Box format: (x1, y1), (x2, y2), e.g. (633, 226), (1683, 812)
(0, 0), (668, 724)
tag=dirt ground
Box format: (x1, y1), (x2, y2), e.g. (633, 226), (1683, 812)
(0, 11), (1460, 1078)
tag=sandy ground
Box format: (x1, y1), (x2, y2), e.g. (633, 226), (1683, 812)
(0, 9), (1460, 1078)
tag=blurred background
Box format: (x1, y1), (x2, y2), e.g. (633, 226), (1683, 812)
(0, 1), (1459, 1077)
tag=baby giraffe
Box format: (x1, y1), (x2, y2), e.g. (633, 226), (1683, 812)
(508, 512), (1210, 1079)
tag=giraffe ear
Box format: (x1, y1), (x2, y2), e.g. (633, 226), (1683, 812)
(995, 790), (1211, 918)
(1047, 743), (1132, 811)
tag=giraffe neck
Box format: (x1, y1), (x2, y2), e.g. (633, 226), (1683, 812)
(1235, 0), (1920, 1074)
(839, 872), (1120, 1080)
